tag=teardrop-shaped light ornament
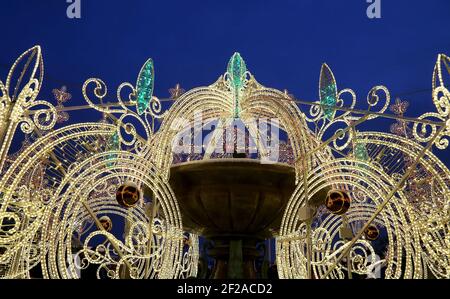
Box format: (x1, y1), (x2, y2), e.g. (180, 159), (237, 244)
(354, 142), (369, 169)
(106, 131), (120, 167)
(135, 58), (155, 115)
(6, 45), (44, 102)
(227, 52), (247, 118)
(354, 142), (369, 161)
(227, 52), (247, 91)
(319, 63), (338, 120)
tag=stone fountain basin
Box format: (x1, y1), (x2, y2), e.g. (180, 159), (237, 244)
(169, 159), (296, 240)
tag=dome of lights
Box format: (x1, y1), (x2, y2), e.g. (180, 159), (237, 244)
(0, 46), (449, 279)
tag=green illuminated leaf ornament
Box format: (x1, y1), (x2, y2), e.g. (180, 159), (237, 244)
(355, 143), (369, 161)
(227, 53), (247, 118)
(227, 52), (247, 90)
(354, 142), (369, 169)
(319, 63), (338, 120)
(107, 132), (120, 167)
(136, 58), (154, 115)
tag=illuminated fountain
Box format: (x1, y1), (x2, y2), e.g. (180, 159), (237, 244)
(0, 47), (449, 279)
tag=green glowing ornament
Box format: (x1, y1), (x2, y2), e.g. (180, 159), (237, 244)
(227, 52), (247, 90)
(107, 132), (120, 167)
(355, 143), (369, 161)
(354, 142), (369, 169)
(227, 52), (247, 118)
(136, 58), (154, 115)
(319, 63), (338, 120)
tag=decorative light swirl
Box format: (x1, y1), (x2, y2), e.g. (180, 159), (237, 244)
(413, 86), (450, 149)
(363, 86), (391, 120)
(432, 85), (450, 117)
(304, 88), (356, 126)
(82, 78), (111, 112)
(306, 102), (322, 123)
(83, 73), (168, 152)
(117, 81), (167, 120)
(116, 113), (147, 147)
(336, 88), (357, 118)
(24, 101), (57, 133)
(179, 233), (199, 278)
(327, 119), (355, 151)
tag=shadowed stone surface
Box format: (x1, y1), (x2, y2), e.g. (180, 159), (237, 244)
(170, 159), (296, 239)
(169, 159), (296, 278)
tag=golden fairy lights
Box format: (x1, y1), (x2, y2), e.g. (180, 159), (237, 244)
(277, 60), (450, 279)
(0, 46), (449, 279)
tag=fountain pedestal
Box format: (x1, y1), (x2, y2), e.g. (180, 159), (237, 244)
(169, 159), (296, 278)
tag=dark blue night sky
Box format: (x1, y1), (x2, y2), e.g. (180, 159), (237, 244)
(0, 0), (449, 162)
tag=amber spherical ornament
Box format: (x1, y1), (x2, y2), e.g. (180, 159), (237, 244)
(364, 225), (379, 241)
(116, 182), (141, 208)
(99, 216), (112, 232)
(324, 189), (351, 215)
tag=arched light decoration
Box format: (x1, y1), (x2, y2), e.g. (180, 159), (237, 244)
(0, 47), (194, 279)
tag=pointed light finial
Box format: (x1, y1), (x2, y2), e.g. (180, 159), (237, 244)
(319, 63), (338, 120)
(433, 53), (450, 91)
(227, 52), (248, 118)
(5, 45), (44, 100)
(227, 52), (247, 90)
(135, 58), (155, 115)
